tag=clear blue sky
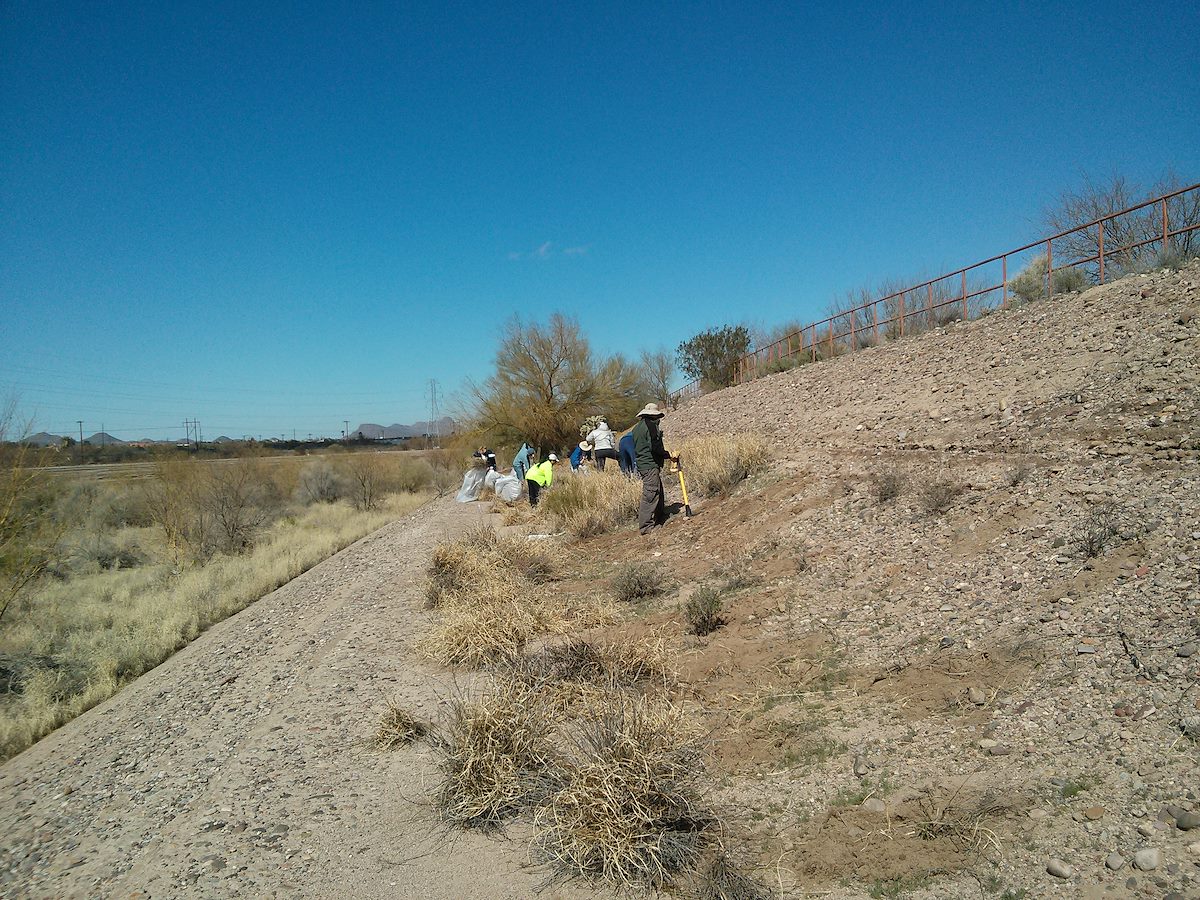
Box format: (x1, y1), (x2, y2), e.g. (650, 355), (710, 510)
(3, 1), (1197, 440)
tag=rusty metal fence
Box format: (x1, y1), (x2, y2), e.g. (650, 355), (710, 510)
(672, 182), (1200, 403)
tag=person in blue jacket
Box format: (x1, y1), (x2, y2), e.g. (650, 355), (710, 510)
(512, 442), (534, 481)
(618, 432), (637, 475)
(569, 441), (591, 471)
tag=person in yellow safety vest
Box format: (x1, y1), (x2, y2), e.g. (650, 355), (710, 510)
(525, 453), (558, 507)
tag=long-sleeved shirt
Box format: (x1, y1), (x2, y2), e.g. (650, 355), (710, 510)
(525, 460), (554, 486)
(586, 425), (615, 451)
(631, 418), (667, 472)
(618, 433), (637, 473)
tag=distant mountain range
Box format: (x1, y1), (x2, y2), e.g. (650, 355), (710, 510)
(351, 417), (457, 440)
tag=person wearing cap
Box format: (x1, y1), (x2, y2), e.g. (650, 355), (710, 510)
(586, 419), (618, 471)
(630, 402), (671, 534)
(472, 446), (498, 471)
(525, 453), (557, 507)
(570, 441), (591, 472)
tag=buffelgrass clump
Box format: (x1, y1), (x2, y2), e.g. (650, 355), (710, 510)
(425, 525), (554, 608)
(376, 699), (428, 749)
(611, 563), (668, 602)
(917, 477), (965, 515)
(1070, 500), (1123, 559)
(674, 434), (770, 498)
(912, 790), (1005, 855)
(539, 469), (641, 538)
(697, 854), (777, 900)
(534, 694), (712, 888)
(430, 685), (559, 831)
(500, 637), (670, 715)
(873, 469), (906, 503)
(685, 586), (725, 636)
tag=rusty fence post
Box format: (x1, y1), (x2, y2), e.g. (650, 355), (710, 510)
(873, 301), (879, 344)
(1001, 256), (1008, 308)
(899, 291), (906, 336)
(926, 283), (933, 329)
(961, 270), (968, 322)
(850, 308), (857, 352)
(810, 324), (816, 362)
(828, 320), (834, 358)
(1098, 220), (1105, 284)
(1045, 239), (1053, 299)
(1162, 198), (1169, 256)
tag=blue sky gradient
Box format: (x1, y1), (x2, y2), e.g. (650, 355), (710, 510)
(3, 1), (1197, 439)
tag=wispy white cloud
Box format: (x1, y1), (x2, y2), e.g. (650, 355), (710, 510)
(506, 241), (591, 261)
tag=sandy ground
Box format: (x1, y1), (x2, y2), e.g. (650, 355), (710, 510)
(0, 497), (590, 899)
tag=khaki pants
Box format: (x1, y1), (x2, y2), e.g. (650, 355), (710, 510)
(639, 468), (665, 534)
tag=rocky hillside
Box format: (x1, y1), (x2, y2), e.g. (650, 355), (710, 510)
(580, 261), (1199, 896)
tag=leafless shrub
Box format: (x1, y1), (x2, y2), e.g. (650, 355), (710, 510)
(1004, 462), (1033, 488)
(295, 458), (347, 504)
(912, 791), (1005, 855)
(1070, 500), (1123, 558)
(918, 478), (965, 515)
(873, 469), (906, 503)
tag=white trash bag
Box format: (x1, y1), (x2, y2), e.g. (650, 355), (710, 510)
(456, 467), (487, 503)
(494, 474), (521, 502)
(484, 468), (501, 491)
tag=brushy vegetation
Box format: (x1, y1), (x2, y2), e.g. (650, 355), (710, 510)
(698, 854), (776, 900)
(872, 469), (906, 503)
(539, 469), (641, 538)
(430, 683), (559, 830)
(533, 694), (711, 888)
(0, 474), (429, 760)
(1008, 255), (1090, 304)
(917, 477), (965, 515)
(685, 586), (725, 636)
(611, 563), (668, 603)
(674, 434), (770, 499)
(1070, 500), (1124, 558)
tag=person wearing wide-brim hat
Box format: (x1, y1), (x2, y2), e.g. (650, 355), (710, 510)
(630, 402), (672, 534)
(570, 441), (591, 471)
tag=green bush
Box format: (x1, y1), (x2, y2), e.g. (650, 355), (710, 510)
(684, 586), (724, 636)
(611, 564), (667, 603)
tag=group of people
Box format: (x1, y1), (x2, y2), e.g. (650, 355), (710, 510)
(471, 400), (673, 534)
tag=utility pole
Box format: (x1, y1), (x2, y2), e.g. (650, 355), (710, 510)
(343, 420), (350, 441)
(76, 420), (83, 464)
(427, 378), (441, 449)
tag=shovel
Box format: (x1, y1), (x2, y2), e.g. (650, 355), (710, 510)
(668, 455), (693, 517)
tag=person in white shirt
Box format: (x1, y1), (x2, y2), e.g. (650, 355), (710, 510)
(586, 419), (618, 471)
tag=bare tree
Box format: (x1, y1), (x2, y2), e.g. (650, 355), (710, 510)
(639, 349), (676, 408)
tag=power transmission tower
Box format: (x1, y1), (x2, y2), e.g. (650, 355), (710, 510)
(427, 379), (440, 449)
(76, 420), (83, 464)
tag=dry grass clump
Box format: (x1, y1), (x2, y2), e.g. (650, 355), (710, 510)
(697, 854), (777, 900)
(673, 434), (769, 499)
(502, 637), (670, 711)
(873, 469), (906, 503)
(425, 525), (554, 608)
(685, 586), (725, 636)
(917, 477), (965, 515)
(912, 791), (1005, 855)
(1004, 461), (1033, 488)
(534, 694), (712, 888)
(430, 685), (559, 831)
(376, 700), (428, 749)
(539, 469), (641, 538)
(611, 562), (668, 602)
(1070, 500), (1123, 558)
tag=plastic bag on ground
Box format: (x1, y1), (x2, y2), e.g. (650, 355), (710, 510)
(494, 474), (521, 502)
(484, 468), (501, 490)
(456, 467), (487, 502)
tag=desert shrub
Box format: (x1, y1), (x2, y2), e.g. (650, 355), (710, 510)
(674, 434), (769, 499)
(611, 563), (667, 602)
(1070, 500), (1123, 558)
(918, 477), (965, 515)
(295, 458), (347, 504)
(685, 586), (724, 636)
(339, 453), (384, 511)
(1009, 255), (1091, 304)
(534, 694), (711, 888)
(376, 700), (428, 749)
(503, 638), (668, 708)
(539, 469), (641, 538)
(873, 469), (906, 503)
(698, 854), (776, 900)
(431, 685), (559, 830)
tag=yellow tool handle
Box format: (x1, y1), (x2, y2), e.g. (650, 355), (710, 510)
(678, 469), (691, 507)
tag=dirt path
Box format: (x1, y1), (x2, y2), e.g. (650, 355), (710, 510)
(0, 497), (590, 899)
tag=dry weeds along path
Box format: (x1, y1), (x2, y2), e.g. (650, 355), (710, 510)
(0, 498), (591, 899)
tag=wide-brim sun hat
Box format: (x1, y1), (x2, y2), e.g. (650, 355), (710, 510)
(579, 441), (592, 451)
(547, 453), (558, 461)
(637, 402), (665, 418)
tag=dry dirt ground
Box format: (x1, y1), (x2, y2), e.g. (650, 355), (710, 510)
(3, 261), (1199, 900)
(0, 499), (594, 899)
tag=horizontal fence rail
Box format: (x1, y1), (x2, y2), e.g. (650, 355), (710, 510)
(672, 182), (1199, 403)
